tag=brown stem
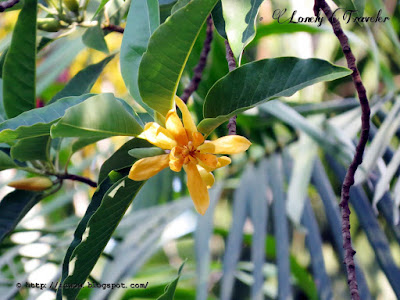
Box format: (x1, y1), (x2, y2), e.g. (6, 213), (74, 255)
(102, 24), (124, 34)
(224, 40), (237, 135)
(314, 1), (370, 300)
(0, 0), (19, 11)
(57, 173), (97, 188)
(181, 15), (214, 103)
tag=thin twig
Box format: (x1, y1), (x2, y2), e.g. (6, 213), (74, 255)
(314, 1), (370, 299)
(0, 0), (19, 11)
(181, 15), (214, 103)
(102, 24), (124, 33)
(56, 173), (97, 188)
(224, 40), (237, 135)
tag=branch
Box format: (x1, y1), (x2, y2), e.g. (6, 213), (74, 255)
(314, 1), (370, 300)
(224, 40), (237, 135)
(102, 24), (124, 34)
(57, 173), (97, 188)
(181, 15), (214, 103)
(0, 0), (19, 12)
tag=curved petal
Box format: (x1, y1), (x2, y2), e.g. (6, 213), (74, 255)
(197, 166), (215, 189)
(169, 147), (184, 172)
(184, 162), (209, 215)
(140, 122), (177, 150)
(197, 135), (251, 154)
(128, 154), (170, 181)
(216, 156), (231, 169)
(175, 96), (197, 134)
(196, 153), (218, 169)
(165, 109), (188, 146)
(192, 131), (205, 148)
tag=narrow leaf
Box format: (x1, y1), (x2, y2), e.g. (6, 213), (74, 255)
(0, 94), (94, 143)
(58, 174), (145, 299)
(120, 0), (159, 114)
(211, 1), (227, 39)
(221, 0), (264, 62)
(138, 0), (219, 116)
(220, 165), (252, 300)
(2, 0), (37, 118)
(82, 25), (109, 54)
(199, 57), (351, 135)
(195, 185), (223, 300)
(301, 199), (334, 300)
(10, 136), (51, 162)
(0, 190), (43, 243)
(268, 154), (292, 300)
(51, 93), (143, 139)
(50, 54), (116, 104)
(0, 150), (18, 171)
(156, 261), (186, 300)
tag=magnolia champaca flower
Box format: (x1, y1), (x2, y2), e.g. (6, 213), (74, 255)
(129, 96), (251, 215)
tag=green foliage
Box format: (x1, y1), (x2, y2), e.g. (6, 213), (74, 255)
(156, 261), (186, 300)
(198, 57), (351, 135)
(2, 0), (37, 118)
(10, 136), (51, 162)
(138, 0), (219, 116)
(50, 93), (143, 138)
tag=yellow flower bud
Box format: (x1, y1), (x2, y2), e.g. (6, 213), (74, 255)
(7, 177), (53, 191)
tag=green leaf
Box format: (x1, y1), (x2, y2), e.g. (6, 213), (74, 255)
(50, 54), (116, 104)
(98, 138), (152, 184)
(0, 150), (18, 171)
(333, 0), (365, 19)
(71, 137), (104, 154)
(198, 57), (352, 135)
(211, 1), (227, 38)
(0, 48), (8, 78)
(157, 261), (186, 300)
(221, 0), (264, 62)
(171, 0), (190, 14)
(138, 0), (219, 116)
(50, 93), (143, 139)
(128, 147), (165, 159)
(120, 0), (159, 114)
(2, 0), (37, 118)
(10, 136), (51, 162)
(58, 175), (145, 299)
(0, 94), (94, 143)
(82, 25), (109, 54)
(0, 190), (43, 243)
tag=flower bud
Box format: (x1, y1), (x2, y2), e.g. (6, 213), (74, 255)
(8, 177), (53, 191)
(37, 18), (62, 32)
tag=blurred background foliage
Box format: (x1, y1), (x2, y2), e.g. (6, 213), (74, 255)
(0, 0), (400, 299)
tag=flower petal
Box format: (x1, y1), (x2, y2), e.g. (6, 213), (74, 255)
(165, 109), (188, 145)
(175, 96), (197, 134)
(169, 147), (184, 172)
(196, 153), (218, 169)
(184, 162), (209, 215)
(197, 165), (215, 189)
(192, 131), (205, 148)
(216, 156), (231, 169)
(197, 135), (251, 154)
(140, 122), (177, 150)
(128, 154), (170, 181)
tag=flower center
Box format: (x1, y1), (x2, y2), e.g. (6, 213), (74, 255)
(180, 141), (199, 164)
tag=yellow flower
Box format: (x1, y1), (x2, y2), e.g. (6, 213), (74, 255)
(128, 96), (251, 215)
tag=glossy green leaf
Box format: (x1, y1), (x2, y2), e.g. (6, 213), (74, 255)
(50, 54), (116, 104)
(221, 0), (264, 62)
(2, 0), (37, 118)
(128, 147), (165, 159)
(138, 0), (219, 116)
(0, 190), (43, 243)
(0, 150), (18, 171)
(157, 261), (186, 300)
(10, 136), (51, 162)
(50, 93), (143, 139)
(211, 1), (227, 38)
(98, 138), (152, 184)
(82, 25), (109, 54)
(120, 0), (159, 114)
(198, 58), (352, 135)
(0, 94), (94, 143)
